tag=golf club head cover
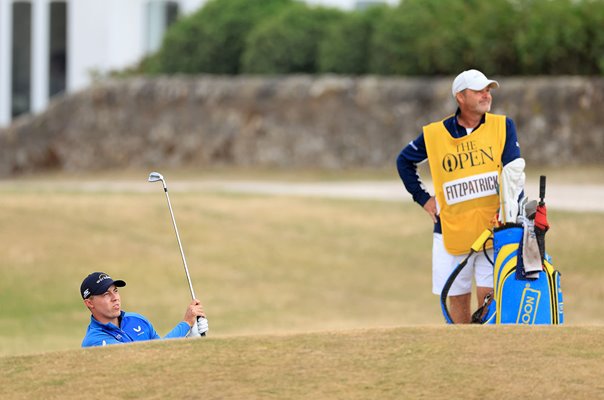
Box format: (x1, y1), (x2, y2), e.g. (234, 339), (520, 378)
(499, 158), (526, 224)
(534, 205), (549, 231)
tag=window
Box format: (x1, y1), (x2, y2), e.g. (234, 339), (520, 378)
(49, 1), (67, 96)
(145, 1), (180, 54)
(12, 1), (31, 117)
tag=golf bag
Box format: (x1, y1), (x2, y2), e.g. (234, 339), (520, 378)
(479, 224), (564, 324)
(441, 176), (564, 325)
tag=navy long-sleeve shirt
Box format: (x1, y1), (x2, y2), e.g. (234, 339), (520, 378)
(396, 109), (521, 233)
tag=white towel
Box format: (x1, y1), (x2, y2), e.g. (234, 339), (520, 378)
(522, 219), (543, 279)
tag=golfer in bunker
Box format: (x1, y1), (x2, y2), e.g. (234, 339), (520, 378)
(80, 272), (207, 347)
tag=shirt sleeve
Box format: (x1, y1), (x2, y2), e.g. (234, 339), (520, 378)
(163, 321), (191, 339)
(502, 117), (521, 166)
(396, 133), (432, 206)
(501, 117), (524, 201)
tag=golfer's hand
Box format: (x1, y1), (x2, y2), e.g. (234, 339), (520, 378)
(183, 299), (206, 327)
(186, 315), (209, 338)
(196, 317), (209, 335)
(423, 196), (438, 224)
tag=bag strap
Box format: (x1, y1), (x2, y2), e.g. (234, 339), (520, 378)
(440, 229), (492, 324)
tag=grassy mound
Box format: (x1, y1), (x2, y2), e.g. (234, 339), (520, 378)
(2, 326), (603, 399)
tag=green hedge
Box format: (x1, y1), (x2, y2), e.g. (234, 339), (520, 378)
(318, 6), (388, 75)
(369, 0), (519, 75)
(140, 0), (604, 76)
(146, 0), (293, 74)
(515, 0), (590, 74)
(241, 4), (345, 74)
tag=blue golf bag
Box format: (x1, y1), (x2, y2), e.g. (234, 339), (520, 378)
(441, 175), (564, 325)
(481, 224), (564, 324)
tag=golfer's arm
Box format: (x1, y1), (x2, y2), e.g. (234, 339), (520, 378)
(163, 321), (191, 339)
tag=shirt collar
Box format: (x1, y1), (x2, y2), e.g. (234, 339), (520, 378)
(454, 108), (486, 135)
(90, 311), (125, 330)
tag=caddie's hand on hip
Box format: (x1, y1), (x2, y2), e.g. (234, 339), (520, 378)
(423, 196), (438, 224)
(183, 299), (206, 327)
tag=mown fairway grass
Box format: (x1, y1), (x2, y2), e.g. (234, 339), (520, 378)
(1, 168), (603, 398)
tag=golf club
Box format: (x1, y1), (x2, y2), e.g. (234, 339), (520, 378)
(148, 172), (207, 336)
(148, 172), (197, 301)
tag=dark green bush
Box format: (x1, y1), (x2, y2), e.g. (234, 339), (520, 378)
(241, 5), (345, 74)
(576, 0), (604, 74)
(370, 0), (521, 76)
(147, 0), (293, 74)
(460, 0), (519, 75)
(365, 7), (408, 75)
(318, 6), (388, 75)
(370, 0), (469, 75)
(514, 0), (590, 74)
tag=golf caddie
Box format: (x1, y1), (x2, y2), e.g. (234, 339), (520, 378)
(396, 69), (524, 324)
(80, 271), (207, 347)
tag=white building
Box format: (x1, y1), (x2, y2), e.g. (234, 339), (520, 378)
(0, 0), (393, 127)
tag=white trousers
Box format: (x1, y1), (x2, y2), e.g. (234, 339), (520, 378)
(432, 233), (494, 296)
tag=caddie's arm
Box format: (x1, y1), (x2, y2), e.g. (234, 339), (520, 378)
(422, 196), (438, 224)
(396, 135), (432, 206)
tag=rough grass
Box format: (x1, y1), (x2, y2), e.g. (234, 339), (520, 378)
(1, 326), (603, 399)
(0, 186), (437, 355)
(0, 169), (603, 398)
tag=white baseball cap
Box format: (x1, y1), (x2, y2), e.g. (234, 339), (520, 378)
(452, 69), (499, 97)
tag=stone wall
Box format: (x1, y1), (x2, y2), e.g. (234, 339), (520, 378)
(1, 75), (602, 176)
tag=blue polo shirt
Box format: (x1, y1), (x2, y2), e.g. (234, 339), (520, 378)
(396, 110), (521, 233)
(81, 311), (191, 347)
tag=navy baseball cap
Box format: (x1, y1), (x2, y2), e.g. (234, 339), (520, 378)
(80, 272), (126, 299)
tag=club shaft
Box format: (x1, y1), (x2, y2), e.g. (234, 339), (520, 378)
(162, 185), (197, 300)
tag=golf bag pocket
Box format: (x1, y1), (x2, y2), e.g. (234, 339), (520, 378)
(490, 225), (563, 324)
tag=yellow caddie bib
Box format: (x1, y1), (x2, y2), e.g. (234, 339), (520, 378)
(424, 113), (506, 255)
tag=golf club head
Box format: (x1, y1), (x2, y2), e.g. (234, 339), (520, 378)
(148, 171), (164, 183)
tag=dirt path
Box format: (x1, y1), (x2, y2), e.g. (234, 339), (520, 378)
(2, 179), (603, 212)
